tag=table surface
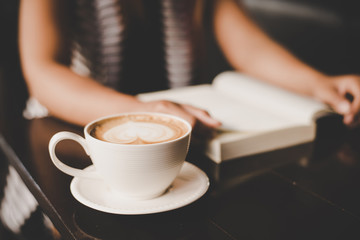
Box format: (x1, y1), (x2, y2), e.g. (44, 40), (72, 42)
(1, 115), (360, 240)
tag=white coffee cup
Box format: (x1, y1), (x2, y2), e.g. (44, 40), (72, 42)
(48, 112), (192, 200)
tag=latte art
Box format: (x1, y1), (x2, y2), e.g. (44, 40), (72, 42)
(103, 121), (180, 144)
(90, 114), (188, 145)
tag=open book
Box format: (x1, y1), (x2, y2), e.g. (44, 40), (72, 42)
(138, 71), (335, 163)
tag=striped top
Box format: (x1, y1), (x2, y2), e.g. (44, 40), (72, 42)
(23, 0), (209, 119)
(70, 0), (203, 93)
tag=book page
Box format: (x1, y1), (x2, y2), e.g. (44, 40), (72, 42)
(138, 85), (303, 132)
(212, 72), (330, 127)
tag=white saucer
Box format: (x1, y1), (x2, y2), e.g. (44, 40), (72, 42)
(70, 162), (209, 215)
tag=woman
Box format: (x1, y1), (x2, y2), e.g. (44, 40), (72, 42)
(19, 0), (360, 129)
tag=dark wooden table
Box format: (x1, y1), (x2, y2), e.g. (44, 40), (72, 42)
(1, 114), (360, 240)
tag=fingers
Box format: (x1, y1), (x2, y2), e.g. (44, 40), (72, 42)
(144, 100), (221, 128)
(315, 83), (350, 115)
(333, 75), (360, 126)
(179, 104), (220, 139)
(343, 114), (354, 126)
(313, 75), (360, 126)
(143, 100), (221, 137)
(181, 104), (222, 128)
(150, 100), (196, 126)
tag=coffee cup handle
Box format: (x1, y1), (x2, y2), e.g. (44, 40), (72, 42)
(48, 131), (101, 179)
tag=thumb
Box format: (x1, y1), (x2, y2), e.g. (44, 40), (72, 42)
(181, 104), (222, 128)
(319, 88), (351, 115)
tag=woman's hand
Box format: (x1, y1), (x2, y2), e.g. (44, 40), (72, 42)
(141, 100), (222, 137)
(313, 74), (360, 126)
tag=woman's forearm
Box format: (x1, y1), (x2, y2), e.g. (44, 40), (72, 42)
(23, 62), (142, 126)
(18, 0), (144, 126)
(213, 0), (327, 96)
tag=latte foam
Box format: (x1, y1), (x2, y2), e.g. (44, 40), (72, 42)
(90, 114), (188, 144)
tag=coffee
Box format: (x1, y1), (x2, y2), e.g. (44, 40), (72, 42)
(49, 112), (192, 199)
(89, 114), (189, 145)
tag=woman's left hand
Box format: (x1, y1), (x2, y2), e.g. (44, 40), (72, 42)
(313, 74), (360, 127)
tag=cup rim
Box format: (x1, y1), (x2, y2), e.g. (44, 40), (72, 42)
(84, 112), (192, 146)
